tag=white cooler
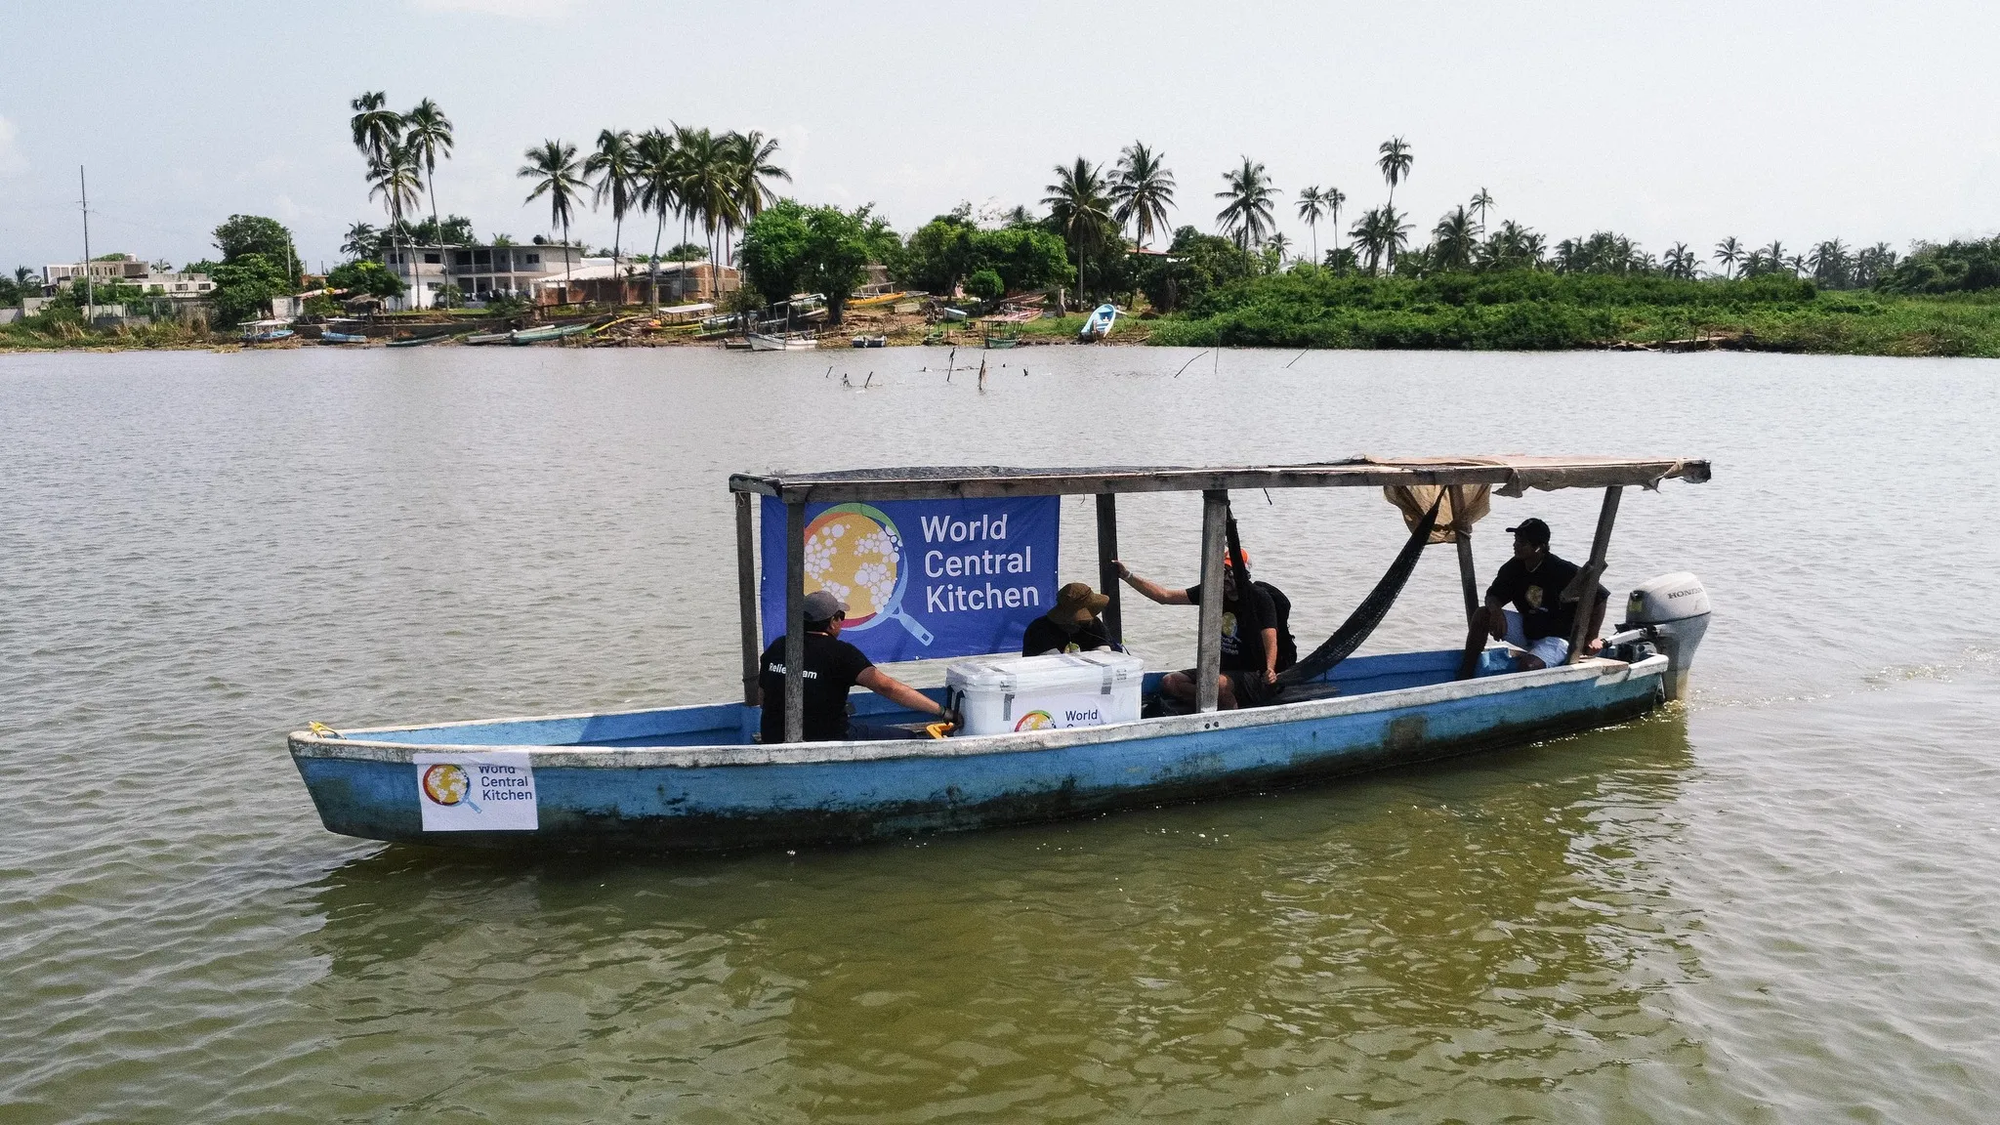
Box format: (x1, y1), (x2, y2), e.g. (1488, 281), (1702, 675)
(944, 650), (1145, 735)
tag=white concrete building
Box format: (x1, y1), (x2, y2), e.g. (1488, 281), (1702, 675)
(381, 243), (583, 309)
(43, 258), (214, 299)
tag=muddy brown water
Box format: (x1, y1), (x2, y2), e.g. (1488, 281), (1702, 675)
(4, 347), (1998, 1122)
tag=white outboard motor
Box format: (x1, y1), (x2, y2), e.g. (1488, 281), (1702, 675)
(1611, 572), (1711, 702)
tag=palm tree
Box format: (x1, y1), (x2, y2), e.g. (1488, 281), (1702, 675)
(1323, 186), (1346, 255)
(585, 128), (641, 268)
(1267, 232), (1292, 266)
(1378, 204), (1411, 272)
(636, 128), (680, 307)
(367, 145), (422, 238)
(1712, 237), (1742, 279)
(1109, 141), (1176, 250)
(728, 129), (790, 221)
(1214, 157), (1277, 250)
(402, 99), (454, 244)
(349, 92), (403, 166)
(1520, 230), (1547, 268)
(1469, 187), (1494, 232)
(1296, 186), (1327, 265)
(1376, 137), (1413, 208)
(518, 139), (586, 291)
(1662, 243), (1698, 280)
(340, 222), (380, 261)
(1350, 208), (1382, 274)
(1808, 239), (1849, 287)
(672, 127), (738, 298)
(350, 92), (407, 275)
(1043, 157), (1114, 299)
(366, 142), (423, 303)
(1763, 241), (1787, 274)
(1432, 206), (1476, 271)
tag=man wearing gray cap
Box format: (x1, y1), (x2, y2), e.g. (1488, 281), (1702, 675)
(758, 590), (951, 742)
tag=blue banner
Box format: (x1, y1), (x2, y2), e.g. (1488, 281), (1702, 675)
(760, 494), (1060, 663)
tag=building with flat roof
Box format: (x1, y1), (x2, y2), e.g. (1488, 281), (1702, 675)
(43, 258), (214, 299)
(533, 257), (740, 307)
(380, 242), (583, 309)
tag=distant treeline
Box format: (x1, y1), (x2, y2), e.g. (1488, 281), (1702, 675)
(1141, 265), (2000, 356)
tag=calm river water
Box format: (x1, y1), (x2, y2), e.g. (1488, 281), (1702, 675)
(4, 346), (1998, 1123)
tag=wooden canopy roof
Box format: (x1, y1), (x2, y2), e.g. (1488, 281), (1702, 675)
(729, 455), (1711, 504)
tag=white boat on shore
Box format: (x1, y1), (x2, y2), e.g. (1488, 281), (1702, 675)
(747, 332), (818, 351)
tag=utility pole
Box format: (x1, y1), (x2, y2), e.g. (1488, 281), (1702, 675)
(79, 166), (93, 318)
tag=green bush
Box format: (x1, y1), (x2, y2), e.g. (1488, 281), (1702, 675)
(966, 269), (1004, 301)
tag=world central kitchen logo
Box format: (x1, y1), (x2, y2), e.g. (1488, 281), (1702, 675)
(918, 511), (1042, 613)
(420, 761), (534, 809)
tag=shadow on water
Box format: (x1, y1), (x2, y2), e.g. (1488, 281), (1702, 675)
(289, 711), (1732, 1122)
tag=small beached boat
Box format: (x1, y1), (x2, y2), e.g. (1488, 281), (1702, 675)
(851, 334), (887, 348)
(463, 331), (512, 346)
(290, 456), (1713, 854)
(984, 332), (1020, 349)
(241, 319), (295, 344)
(319, 330), (367, 345)
(1078, 303), (1117, 342)
(510, 322), (592, 346)
(748, 332), (818, 351)
(387, 332), (452, 348)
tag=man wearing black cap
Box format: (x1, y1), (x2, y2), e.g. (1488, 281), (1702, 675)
(758, 590), (950, 742)
(1021, 582), (1116, 656)
(1456, 517), (1609, 678)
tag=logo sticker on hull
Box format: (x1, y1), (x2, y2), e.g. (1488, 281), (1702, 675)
(415, 751), (538, 831)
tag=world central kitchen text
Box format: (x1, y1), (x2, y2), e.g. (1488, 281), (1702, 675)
(919, 512), (1041, 613)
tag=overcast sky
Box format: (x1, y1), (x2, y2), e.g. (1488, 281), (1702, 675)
(4, 0), (1996, 272)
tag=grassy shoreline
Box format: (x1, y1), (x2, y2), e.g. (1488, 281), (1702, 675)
(9, 286), (2000, 357)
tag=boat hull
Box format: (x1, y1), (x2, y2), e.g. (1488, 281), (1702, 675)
(290, 652), (1668, 854)
(748, 333), (817, 351)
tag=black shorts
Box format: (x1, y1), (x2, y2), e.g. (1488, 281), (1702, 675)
(1174, 668), (1275, 707)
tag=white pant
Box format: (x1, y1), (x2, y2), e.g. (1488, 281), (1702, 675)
(1501, 609), (1570, 667)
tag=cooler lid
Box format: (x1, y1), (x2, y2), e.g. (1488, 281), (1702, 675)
(945, 650), (1144, 691)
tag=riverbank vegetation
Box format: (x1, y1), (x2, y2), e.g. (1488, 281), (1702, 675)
(14, 102), (2000, 357)
(1143, 268), (2000, 356)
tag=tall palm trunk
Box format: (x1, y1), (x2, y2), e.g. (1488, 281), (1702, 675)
(562, 220), (573, 299)
(650, 211), (665, 310)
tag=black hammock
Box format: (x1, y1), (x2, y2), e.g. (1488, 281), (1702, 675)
(1256, 493), (1441, 696)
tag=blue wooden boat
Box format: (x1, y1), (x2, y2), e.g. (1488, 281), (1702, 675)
(241, 319), (295, 344)
(289, 457), (1712, 853)
(319, 330), (367, 345)
(1078, 303), (1117, 341)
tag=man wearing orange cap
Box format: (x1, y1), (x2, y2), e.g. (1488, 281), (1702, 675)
(1021, 582), (1116, 656)
(1116, 551), (1278, 709)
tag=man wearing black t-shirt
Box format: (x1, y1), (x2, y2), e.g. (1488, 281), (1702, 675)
(758, 591), (949, 742)
(1116, 553), (1278, 709)
(1455, 518), (1609, 679)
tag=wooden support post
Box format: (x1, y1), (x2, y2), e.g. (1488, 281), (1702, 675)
(735, 491), (760, 707)
(1566, 486), (1622, 664)
(1450, 485), (1478, 624)
(782, 499), (807, 742)
(1194, 489), (1229, 712)
(1095, 492), (1122, 646)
